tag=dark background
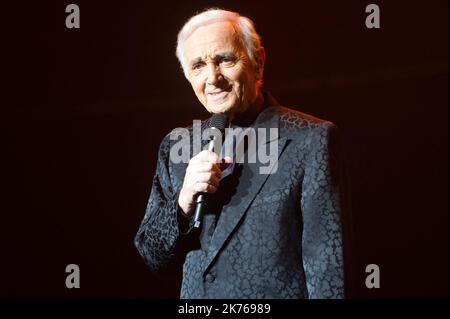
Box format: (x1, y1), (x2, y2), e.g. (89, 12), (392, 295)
(3, 0), (448, 298)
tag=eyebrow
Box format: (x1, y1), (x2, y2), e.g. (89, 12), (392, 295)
(215, 52), (237, 60)
(189, 57), (203, 66)
(189, 52), (237, 66)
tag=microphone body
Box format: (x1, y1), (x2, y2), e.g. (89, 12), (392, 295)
(192, 135), (220, 228)
(192, 114), (228, 229)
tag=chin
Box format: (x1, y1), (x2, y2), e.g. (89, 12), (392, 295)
(207, 98), (242, 114)
(207, 103), (235, 114)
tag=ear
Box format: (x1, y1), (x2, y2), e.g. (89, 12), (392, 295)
(254, 47), (266, 79)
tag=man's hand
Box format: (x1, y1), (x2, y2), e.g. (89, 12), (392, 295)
(178, 150), (232, 217)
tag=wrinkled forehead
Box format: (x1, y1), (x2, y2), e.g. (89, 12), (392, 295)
(183, 21), (243, 58)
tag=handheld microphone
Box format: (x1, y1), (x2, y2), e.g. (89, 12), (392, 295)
(193, 113), (229, 229)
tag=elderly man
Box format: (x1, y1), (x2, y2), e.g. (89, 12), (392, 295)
(135, 9), (345, 299)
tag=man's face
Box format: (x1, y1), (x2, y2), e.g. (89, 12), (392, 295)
(183, 21), (262, 117)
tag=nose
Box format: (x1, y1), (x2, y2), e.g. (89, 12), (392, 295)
(206, 63), (222, 86)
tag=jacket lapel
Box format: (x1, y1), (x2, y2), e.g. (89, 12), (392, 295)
(203, 106), (288, 273)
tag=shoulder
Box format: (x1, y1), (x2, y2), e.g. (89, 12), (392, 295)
(274, 105), (338, 140)
(263, 92), (337, 134)
(273, 106), (341, 166)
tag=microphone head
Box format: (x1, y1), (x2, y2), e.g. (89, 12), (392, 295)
(209, 113), (229, 132)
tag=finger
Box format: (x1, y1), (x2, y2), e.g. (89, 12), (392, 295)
(197, 150), (220, 163)
(189, 150), (212, 164)
(193, 162), (222, 174)
(194, 182), (218, 194)
(195, 172), (220, 186)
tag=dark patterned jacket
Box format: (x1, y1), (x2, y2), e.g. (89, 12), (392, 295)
(134, 94), (345, 299)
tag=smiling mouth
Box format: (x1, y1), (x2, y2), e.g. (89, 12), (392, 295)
(207, 88), (228, 94)
(207, 90), (228, 100)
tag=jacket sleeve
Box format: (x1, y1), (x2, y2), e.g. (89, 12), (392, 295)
(134, 135), (193, 272)
(301, 122), (345, 299)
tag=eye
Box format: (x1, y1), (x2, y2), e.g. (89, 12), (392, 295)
(191, 62), (204, 70)
(219, 55), (236, 65)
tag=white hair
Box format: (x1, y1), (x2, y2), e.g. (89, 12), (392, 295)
(175, 8), (262, 79)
